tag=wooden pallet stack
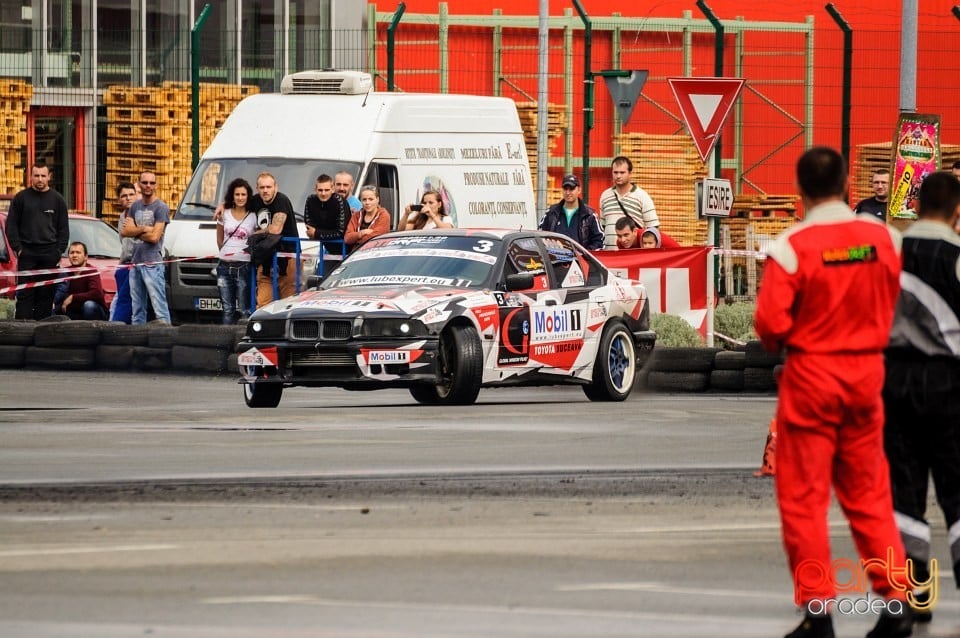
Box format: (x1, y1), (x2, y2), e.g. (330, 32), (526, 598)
(854, 141), (960, 204)
(514, 101), (567, 194)
(615, 133), (709, 245)
(102, 82), (259, 223)
(0, 78), (32, 196)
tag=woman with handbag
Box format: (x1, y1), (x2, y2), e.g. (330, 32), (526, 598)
(216, 178), (257, 324)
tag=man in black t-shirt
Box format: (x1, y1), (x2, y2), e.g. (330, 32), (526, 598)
(853, 169), (889, 221)
(249, 172), (299, 308)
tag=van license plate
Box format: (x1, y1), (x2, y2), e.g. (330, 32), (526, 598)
(195, 297), (222, 311)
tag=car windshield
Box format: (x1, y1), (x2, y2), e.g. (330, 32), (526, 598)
(323, 235), (501, 290)
(175, 159), (363, 221)
(68, 217), (121, 259)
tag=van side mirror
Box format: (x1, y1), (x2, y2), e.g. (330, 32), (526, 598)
(505, 272), (534, 291)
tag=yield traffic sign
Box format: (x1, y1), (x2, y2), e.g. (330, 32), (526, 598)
(668, 77), (745, 163)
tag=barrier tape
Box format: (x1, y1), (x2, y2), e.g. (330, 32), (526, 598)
(712, 247), (768, 258)
(713, 330), (748, 347)
(0, 269), (108, 296)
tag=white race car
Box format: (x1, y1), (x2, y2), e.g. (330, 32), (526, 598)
(237, 229), (655, 407)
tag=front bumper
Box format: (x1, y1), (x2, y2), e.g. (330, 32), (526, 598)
(237, 336), (442, 389)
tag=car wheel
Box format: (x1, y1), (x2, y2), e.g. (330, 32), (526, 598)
(408, 383), (440, 404)
(430, 324), (482, 405)
(583, 322), (636, 402)
(243, 382), (283, 408)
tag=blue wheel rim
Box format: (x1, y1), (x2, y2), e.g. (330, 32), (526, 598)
(607, 333), (632, 391)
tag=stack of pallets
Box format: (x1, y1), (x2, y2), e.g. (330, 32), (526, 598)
(0, 78), (31, 196)
(731, 193), (798, 218)
(101, 82), (259, 223)
(615, 133), (709, 245)
(514, 101), (567, 194)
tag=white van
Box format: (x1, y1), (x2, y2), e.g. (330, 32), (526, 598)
(164, 70), (538, 322)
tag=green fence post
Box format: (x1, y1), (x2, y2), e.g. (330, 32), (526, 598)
(191, 3), (211, 171)
(386, 2), (406, 92)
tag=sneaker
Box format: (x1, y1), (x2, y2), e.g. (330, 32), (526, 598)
(910, 588), (932, 624)
(865, 604), (914, 638)
(785, 613), (835, 638)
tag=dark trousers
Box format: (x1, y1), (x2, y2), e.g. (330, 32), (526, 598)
(884, 358), (960, 587)
(15, 248), (61, 320)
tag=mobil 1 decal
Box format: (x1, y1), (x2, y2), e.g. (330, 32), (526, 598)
(498, 303), (531, 365)
(528, 304), (586, 370)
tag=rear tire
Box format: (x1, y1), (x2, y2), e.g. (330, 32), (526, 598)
(583, 322), (636, 402)
(243, 382), (283, 408)
(410, 324), (482, 405)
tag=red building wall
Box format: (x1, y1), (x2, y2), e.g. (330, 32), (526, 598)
(377, 1), (960, 203)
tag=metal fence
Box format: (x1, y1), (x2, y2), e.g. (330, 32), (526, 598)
(2, 2), (960, 247)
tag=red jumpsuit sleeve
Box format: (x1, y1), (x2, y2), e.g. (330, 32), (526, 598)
(754, 257), (798, 354)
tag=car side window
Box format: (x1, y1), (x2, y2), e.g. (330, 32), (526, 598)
(0, 217), (8, 262)
(543, 236), (589, 288)
(502, 238), (548, 290)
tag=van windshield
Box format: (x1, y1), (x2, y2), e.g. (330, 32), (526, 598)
(175, 159), (363, 221)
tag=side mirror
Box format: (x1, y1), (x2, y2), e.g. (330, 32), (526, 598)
(505, 272), (535, 291)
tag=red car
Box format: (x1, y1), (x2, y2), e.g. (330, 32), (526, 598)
(0, 211), (121, 306)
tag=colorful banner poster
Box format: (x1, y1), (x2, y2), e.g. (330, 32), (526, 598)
(888, 113), (941, 220)
(594, 247), (710, 337)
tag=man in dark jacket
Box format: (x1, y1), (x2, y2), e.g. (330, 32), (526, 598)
(7, 161), (69, 320)
(53, 241), (108, 320)
(883, 170), (960, 624)
(304, 174), (350, 277)
(537, 174), (603, 250)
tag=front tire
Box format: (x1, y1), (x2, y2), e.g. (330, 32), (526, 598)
(583, 322), (636, 402)
(410, 324), (482, 405)
(243, 381), (282, 408)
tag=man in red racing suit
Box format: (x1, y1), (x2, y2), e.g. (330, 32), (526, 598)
(755, 147), (912, 638)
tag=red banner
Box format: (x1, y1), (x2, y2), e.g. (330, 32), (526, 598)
(594, 247), (711, 337)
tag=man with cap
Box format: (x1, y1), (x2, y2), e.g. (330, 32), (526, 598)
(538, 173), (603, 250)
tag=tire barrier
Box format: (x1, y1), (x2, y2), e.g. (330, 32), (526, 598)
(0, 320), (782, 391)
(640, 344), (783, 394)
(0, 321), (241, 376)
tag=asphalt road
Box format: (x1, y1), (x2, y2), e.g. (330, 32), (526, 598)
(0, 371), (957, 638)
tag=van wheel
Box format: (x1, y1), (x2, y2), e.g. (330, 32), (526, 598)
(243, 382), (282, 408)
(412, 325), (482, 405)
(583, 322), (636, 402)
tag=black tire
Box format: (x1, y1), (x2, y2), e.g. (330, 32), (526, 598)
(171, 345), (228, 374)
(25, 346), (96, 369)
(0, 322), (36, 346)
(147, 325), (178, 349)
(713, 350), (747, 371)
(132, 346), (171, 371)
(645, 371), (710, 393)
(96, 344), (135, 370)
(243, 382), (282, 408)
(0, 345), (26, 368)
(709, 369), (745, 392)
(34, 321), (102, 348)
(650, 347), (720, 372)
(175, 324), (240, 349)
(583, 322), (636, 402)
(412, 324), (482, 405)
(743, 366), (776, 392)
(744, 340), (783, 368)
(409, 384), (440, 404)
(99, 323), (150, 346)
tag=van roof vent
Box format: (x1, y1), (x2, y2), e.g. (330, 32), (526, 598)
(280, 70), (373, 95)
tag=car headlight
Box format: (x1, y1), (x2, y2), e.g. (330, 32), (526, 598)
(247, 319), (285, 339)
(359, 317), (429, 338)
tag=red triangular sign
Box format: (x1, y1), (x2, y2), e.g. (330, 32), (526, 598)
(668, 77), (745, 163)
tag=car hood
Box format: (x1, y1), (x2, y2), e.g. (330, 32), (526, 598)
(254, 284), (482, 318)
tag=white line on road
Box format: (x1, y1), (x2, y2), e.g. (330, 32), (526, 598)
(554, 581), (783, 599)
(199, 595), (787, 628)
(0, 543), (178, 558)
